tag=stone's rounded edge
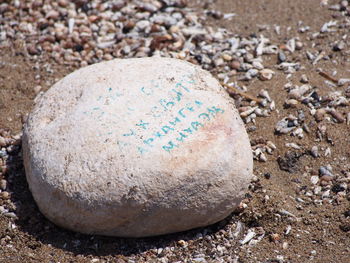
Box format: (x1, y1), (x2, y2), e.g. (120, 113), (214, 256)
(23, 57), (254, 237)
(29, 171), (246, 238)
(39, 57), (227, 103)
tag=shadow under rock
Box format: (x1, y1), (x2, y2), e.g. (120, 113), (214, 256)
(5, 142), (240, 257)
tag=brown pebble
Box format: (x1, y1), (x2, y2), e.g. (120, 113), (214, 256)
(1, 191), (10, 199)
(124, 20), (136, 31)
(41, 42), (53, 52)
(328, 110), (345, 123)
(27, 45), (40, 55)
(112, 0), (126, 11)
(58, 0), (68, 7)
(88, 15), (100, 23)
(315, 108), (326, 122)
(0, 166), (7, 175)
(320, 180), (330, 187)
(177, 240), (187, 247)
(336, 196), (345, 203)
(284, 99), (299, 108)
(238, 106), (252, 113)
(311, 169), (318, 176)
(46, 10), (60, 20)
(38, 35), (56, 43)
(320, 175), (334, 182)
(269, 233), (281, 242)
(230, 60), (241, 70)
(31, 1), (42, 9)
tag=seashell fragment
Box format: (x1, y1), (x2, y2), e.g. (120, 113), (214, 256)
(259, 69), (275, 81)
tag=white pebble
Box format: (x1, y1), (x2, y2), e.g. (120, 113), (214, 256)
(240, 229), (256, 245)
(310, 176), (319, 185)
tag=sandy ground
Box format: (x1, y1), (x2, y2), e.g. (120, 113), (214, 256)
(1, 0), (350, 262)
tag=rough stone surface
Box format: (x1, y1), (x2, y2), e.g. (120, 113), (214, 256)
(23, 57), (253, 237)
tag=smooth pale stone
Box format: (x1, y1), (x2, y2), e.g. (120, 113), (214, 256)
(23, 57), (253, 237)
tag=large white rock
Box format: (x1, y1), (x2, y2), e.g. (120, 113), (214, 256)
(23, 57), (253, 237)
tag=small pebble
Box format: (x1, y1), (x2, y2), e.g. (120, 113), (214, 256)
(1, 191), (10, 199)
(4, 212), (17, 219)
(0, 206), (6, 214)
(0, 136), (6, 147)
(310, 176), (319, 185)
(328, 109), (345, 123)
(319, 166), (333, 177)
(310, 146), (319, 158)
(177, 240), (188, 247)
(269, 233), (280, 242)
(264, 173), (271, 179)
(259, 69), (275, 81)
(300, 74), (309, 83)
(295, 41), (303, 50)
(34, 85), (42, 94)
(278, 51), (286, 63)
(240, 229), (256, 245)
(0, 179), (7, 190)
(315, 108), (326, 122)
(333, 40), (345, 51)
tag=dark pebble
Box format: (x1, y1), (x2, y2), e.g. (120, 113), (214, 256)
(277, 151), (303, 173)
(247, 125), (257, 133)
(264, 173), (271, 179)
(333, 41), (345, 51)
(278, 51), (286, 63)
(332, 184), (346, 193)
(73, 44), (84, 52)
(310, 91), (320, 102)
(340, 223), (350, 232)
(287, 120), (295, 127)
